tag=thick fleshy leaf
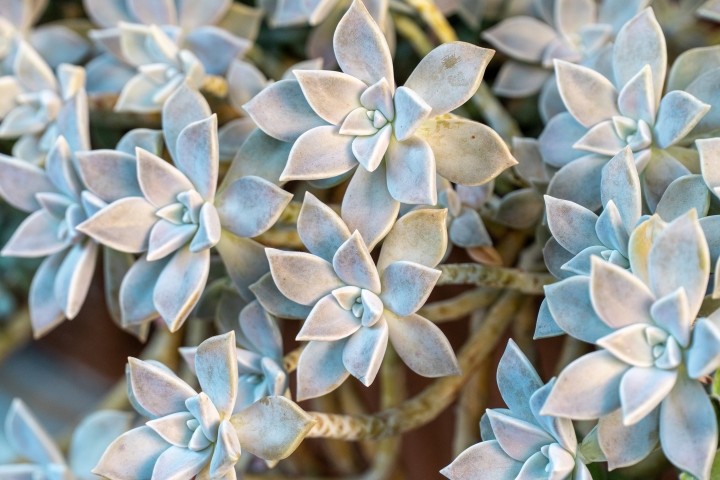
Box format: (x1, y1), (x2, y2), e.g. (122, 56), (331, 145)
(75, 150), (142, 202)
(298, 294), (361, 341)
(377, 208), (447, 272)
(544, 195), (600, 255)
(405, 42), (493, 116)
(232, 396), (314, 461)
(216, 176), (292, 238)
(294, 70), (366, 124)
(597, 408), (659, 469)
(385, 135), (437, 205)
(659, 374), (717, 479)
(266, 249), (343, 305)
(136, 148), (194, 208)
(283, 126), (357, 181)
(392, 87), (431, 141)
(28, 252), (65, 337)
(547, 155), (606, 213)
(573, 120), (625, 156)
(537, 113), (587, 168)
(416, 116), (517, 186)
(493, 61), (551, 97)
(342, 319), (388, 386)
(352, 124), (392, 172)
(152, 445), (211, 480)
(146, 221), (196, 261)
(590, 257), (654, 328)
(92, 427), (168, 480)
(153, 247), (210, 331)
(481, 16), (557, 63)
(174, 115), (219, 200)
(239, 300), (283, 358)
(529, 380), (577, 451)
(601, 147), (641, 229)
(545, 276), (614, 343)
(642, 150), (691, 211)
(298, 192), (351, 262)
(341, 165), (400, 250)
(119, 255), (166, 326)
(541, 350), (627, 419)
(146, 412), (194, 447)
(450, 207), (491, 247)
(496, 340), (543, 423)
(613, 8), (666, 105)
(686, 317), (720, 379)
(127, 357), (197, 417)
(5, 399), (64, 465)
(597, 324), (655, 368)
(617, 65), (655, 125)
(380, 261), (440, 317)
(77, 197), (156, 253)
(441, 440), (522, 480)
(333, 0), (394, 88)
(387, 312), (459, 377)
(555, 60), (619, 128)
(196, 332), (238, 418)
(653, 91), (709, 149)
(69, 410), (134, 478)
(1, 210), (67, 258)
(162, 83), (212, 161)
(333, 231), (381, 292)
(54, 240), (98, 319)
(619, 366), (677, 425)
(243, 79), (326, 143)
(209, 420), (241, 477)
(215, 233), (268, 300)
(296, 339), (350, 400)
(486, 409), (554, 462)
(0, 155), (55, 212)
(184, 26), (250, 76)
(648, 211), (709, 315)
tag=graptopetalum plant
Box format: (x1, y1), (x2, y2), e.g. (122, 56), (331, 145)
(2, 0), (720, 478)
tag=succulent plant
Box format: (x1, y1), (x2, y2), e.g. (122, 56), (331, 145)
(94, 332), (314, 480)
(542, 211), (719, 478)
(76, 84), (292, 332)
(245, 0), (516, 248)
(0, 66), (106, 337)
(1, 398), (132, 480)
(443, 340), (595, 480)
(83, 0), (258, 111)
(0, 44), (85, 164)
(264, 192), (459, 399)
(539, 8), (720, 211)
(181, 300), (289, 412)
(483, 0), (649, 120)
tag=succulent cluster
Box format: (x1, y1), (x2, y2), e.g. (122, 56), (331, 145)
(1, 0), (720, 479)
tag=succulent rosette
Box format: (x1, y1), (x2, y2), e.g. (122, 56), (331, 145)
(245, 0), (516, 249)
(94, 332), (314, 480)
(542, 211), (720, 478)
(0, 66), (109, 337)
(1, 399), (132, 480)
(0, 43), (85, 165)
(483, 0), (649, 120)
(264, 192), (459, 399)
(181, 299), (289, 412)
(75, 83), (292, 332)
(540, 8), (720, 211)
(442, 340), (595, 480)
(83, 0), (259, 111)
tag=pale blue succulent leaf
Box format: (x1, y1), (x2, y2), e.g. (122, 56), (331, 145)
(546, 155), (606, 211)
(92, 426), (167, 480)
(546, 276), (614, 343)
(538, 112), (587, 168)
(386, 312), (459, 377)
(496, 339), (543, 423)
(440, 440), (522, 480)
(342, 318), (388, 386)
(545, 195), (600, 255)
(596, 407), (659, 469)
(533, 297), (565, 339)
(653, 91), (710, 149)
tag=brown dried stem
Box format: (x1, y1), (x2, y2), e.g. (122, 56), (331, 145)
(436, 263), (554, 295)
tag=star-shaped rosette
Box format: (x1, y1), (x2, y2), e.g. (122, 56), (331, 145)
(442, 340), (594, 480)
(483, 0), (648, 120)
(83, 0), (258, 106)
(94, 332), (315, 480)
(181, 300), (289, 412)
(0, 43), (86, 164)
(539, 8), (720, 211)
(245, 0), (516, 249)
(1, 399), (132, 480)
(265, 192), (459, 400)
(76, 84), (292, 332)
(0, 66), (107, 337)
(542, 211), (720, 479)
